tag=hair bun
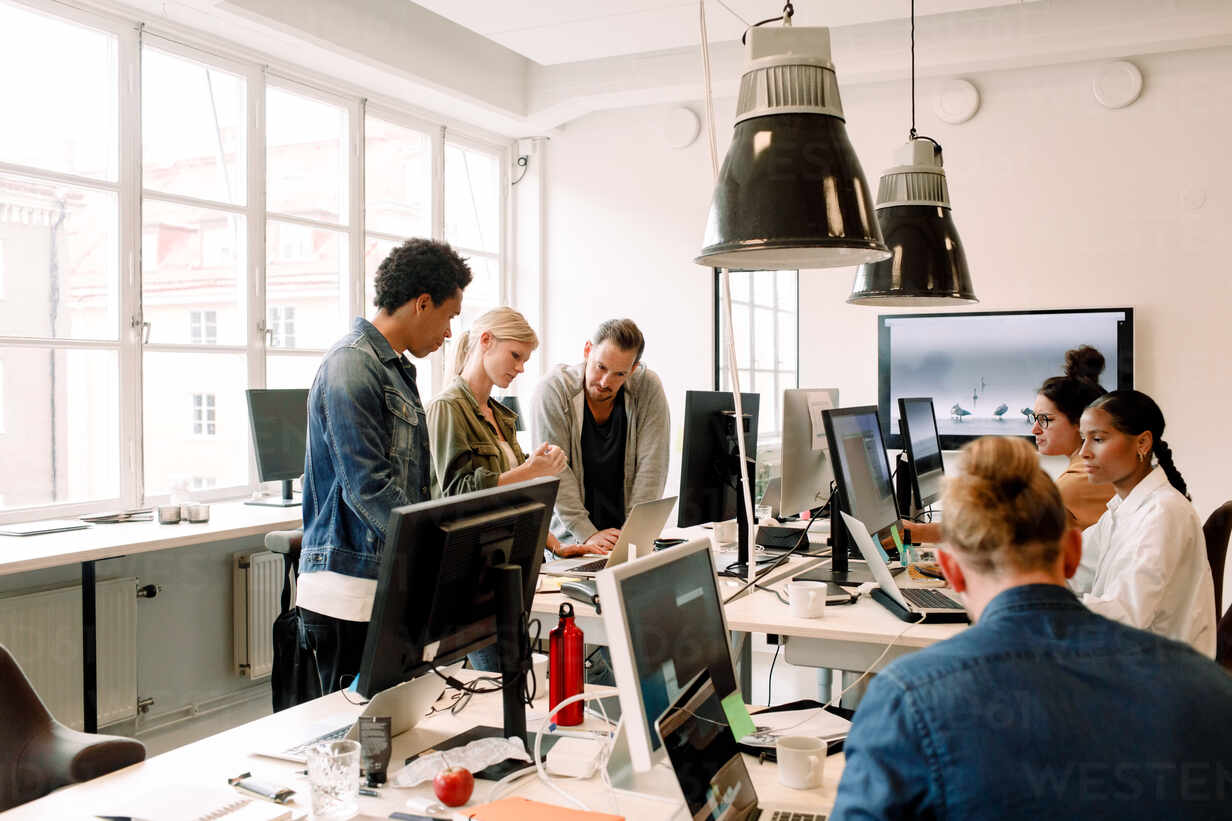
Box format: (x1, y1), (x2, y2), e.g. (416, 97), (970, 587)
(1064, 346), (1105, 383)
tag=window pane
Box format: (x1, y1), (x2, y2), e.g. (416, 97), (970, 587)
(0, 347), (119, 510)
(777, 310), (796, 373)
(142, 199), (246, 345)
(0, 3), (117, 181)
(0, 172), (119, 340)
(143, 351), (247, 494)
(363, 236), (397, 318)
(761, 373), (781, 438)
(143, 48), (246, 205)
(459, 255), (499, 326)
(776, 269), (795, 303)
(267, 354), (322, 390)
(404, 352), (435, 402)
(445, 143), (499, 253)
(365, 117), (431, 237)
(267, 220), (348, 349)
(267, 87), (348, 224)
(752, 270), (777, 308)
(753, 306), (775, 370)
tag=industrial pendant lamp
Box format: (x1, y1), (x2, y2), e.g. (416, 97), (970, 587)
(695, 3), (890, 270)
(848, 0), (977, 305)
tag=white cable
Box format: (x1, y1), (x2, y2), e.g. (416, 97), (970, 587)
(825, 615), (927, 710)
(699, 1), (758, 584)
(532, 692), (617, 813)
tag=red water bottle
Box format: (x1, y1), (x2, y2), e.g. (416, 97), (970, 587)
(549, 602), (585, 726)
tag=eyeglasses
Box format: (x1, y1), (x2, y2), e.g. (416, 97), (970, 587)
(1026, 411), (1055, 430)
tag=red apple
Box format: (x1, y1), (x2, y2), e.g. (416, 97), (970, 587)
(433, 765), (474, 807)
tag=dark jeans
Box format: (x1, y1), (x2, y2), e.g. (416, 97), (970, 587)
(297, 607), (369, 695)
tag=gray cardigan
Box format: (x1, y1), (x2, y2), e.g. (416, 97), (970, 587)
(530, 362), (670, 543)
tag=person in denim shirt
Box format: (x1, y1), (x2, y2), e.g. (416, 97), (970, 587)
(298, 239), (471, 694)
(831, 436), (1232, 821)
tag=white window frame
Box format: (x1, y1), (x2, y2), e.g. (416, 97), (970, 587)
(0, 0), (514, 524)
(189, 309), (218, 345)
(190, 392), (216, 436)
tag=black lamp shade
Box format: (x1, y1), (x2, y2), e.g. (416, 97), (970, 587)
(697, 113), (890, 271)
(848, 204), (977, 305)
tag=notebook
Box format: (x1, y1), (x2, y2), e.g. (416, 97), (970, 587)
(101, 784), (294, 821)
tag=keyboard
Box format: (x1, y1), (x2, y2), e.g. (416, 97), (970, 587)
(567, 557), (609, 574)
(901, 587), (963, 610)
(764, 811), (825, 821)
(282, 723), (349, 758)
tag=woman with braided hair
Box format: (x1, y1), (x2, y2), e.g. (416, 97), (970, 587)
(1073, 390), (1215, 655)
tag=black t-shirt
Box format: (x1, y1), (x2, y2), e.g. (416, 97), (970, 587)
(581, 391), (627, 532)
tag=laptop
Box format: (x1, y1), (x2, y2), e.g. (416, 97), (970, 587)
(254, 663), (460, 763)
(540, 496), (677, 578)
(841, 511), (967, 620)
(0, 519), (91, 537)
(758, 477), (781, 519)
(656, 670), (826, 821)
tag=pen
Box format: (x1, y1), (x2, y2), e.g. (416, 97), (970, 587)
(359, 787), (379, 797)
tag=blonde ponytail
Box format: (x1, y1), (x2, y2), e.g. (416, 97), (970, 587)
(453, 307), (539, 377)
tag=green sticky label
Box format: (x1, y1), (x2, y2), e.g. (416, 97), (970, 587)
(720, 691), (757, 741)
(890, 525), (905, 551)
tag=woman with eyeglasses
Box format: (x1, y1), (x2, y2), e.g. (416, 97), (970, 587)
(1071, 390), (1214, 656)
(905, 347), (1114, 544)
(1027, 346), (1115, 529)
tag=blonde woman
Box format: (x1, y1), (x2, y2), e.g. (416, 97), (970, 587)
(426, 307), (601, 559)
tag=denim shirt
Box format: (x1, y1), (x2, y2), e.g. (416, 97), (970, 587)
(300, 317), (434, 581)
(831, 584), (1232, 821)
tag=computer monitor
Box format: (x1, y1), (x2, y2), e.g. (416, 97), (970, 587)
(245, 388), (308, 507)
(780, 388), (839, 517)
(596, 538), (740, 777)
(810, 406), (903, 584)
(357, 477), (559, 745)
(897, 397), (945, 516)
(678, 390), (760, 577)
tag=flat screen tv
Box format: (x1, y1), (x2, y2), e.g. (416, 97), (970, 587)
(878, 308), (1133, 450)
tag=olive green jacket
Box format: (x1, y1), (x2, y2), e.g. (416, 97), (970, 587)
(427, 376), (526, 496)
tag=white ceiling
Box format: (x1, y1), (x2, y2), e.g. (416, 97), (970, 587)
(410, 0), (1036, 65)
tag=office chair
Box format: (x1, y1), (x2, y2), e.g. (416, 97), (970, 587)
(1203, 501), (1232, 617)
(264, 529), (320, 710)
(0, 644), (145, 811)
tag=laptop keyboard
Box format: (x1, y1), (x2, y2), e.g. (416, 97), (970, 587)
(569, 558), (609, 574)
(283, 724), (349, 757)
(901, 587), (962, 610)
(766, 811), (825, 821)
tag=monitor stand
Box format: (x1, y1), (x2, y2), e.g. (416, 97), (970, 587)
(787, 499), (899, 585)
(245, 479), (300, 507)
(604, 719), (687, 801)
(717, 456), (759, 579)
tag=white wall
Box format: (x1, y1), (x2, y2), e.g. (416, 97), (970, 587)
(545, 48), (1232, 600)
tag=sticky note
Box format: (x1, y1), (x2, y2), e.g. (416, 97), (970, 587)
(721, 691), (757, 741)
(890, 525), (905, 551)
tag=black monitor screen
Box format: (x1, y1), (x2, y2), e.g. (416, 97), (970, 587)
(899, 397), (944, 507)
(618, 547), (737, 752)
(678, 391), (760, 528)
(824, 407), (899, 537)
(246, 389), (308, 482)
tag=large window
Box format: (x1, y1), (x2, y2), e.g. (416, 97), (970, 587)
(0, 0), (510, 521)
(715, 269), (799, 495)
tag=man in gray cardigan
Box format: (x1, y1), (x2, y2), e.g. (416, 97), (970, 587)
(530, 319), (670, 550)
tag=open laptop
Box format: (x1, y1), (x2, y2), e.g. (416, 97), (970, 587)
(540, 496), (677, 578)
(254, 663), (460, 763)
(656, 670), (826, 821)
(841, 511), (967, 620)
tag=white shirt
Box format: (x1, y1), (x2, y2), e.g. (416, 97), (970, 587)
(1072, 467), (1216, 657)
(296, 571), (377, 622)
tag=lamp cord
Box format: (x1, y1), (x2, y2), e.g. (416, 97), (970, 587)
(910, 0), (916, 139)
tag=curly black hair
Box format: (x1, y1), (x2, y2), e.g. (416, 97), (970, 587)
(372, 238), (472, 312)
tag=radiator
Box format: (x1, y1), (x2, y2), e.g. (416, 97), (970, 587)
(0, 577), (138, 730)
(233, 551), (283, 680)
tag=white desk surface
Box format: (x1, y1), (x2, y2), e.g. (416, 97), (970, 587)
(4, 673), (843, 820)
(0, 501), (301, 577)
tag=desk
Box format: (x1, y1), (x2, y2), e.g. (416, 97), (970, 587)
(3, 673), (844, 820)
(0, 502), (301, 732)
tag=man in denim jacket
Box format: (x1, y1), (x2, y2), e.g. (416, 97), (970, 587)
(831, 436), (1232, 820)
(298, 239), (470, 694)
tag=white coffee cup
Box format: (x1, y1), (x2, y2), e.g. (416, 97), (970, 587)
(786, 581), (827, 619)
(712, 519), (739, 547)
(775, 735), (826, 789)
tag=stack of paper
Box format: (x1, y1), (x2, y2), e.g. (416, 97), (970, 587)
(739, 707), (851, 749)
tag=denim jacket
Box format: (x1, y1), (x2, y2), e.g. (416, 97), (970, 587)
(300, 318), (434, 581)
(831, 584), (1232, 821)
